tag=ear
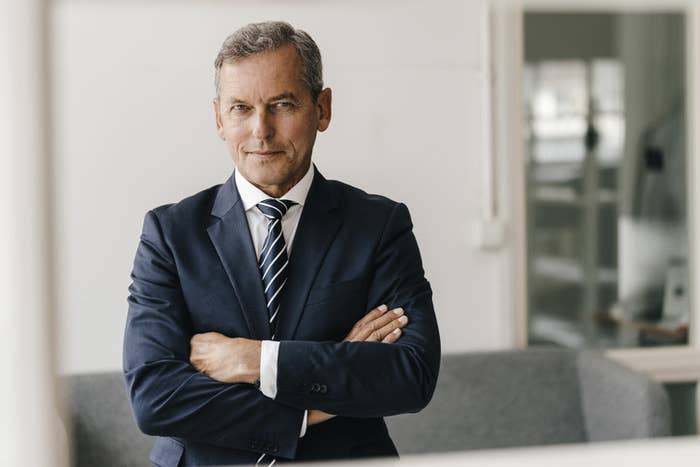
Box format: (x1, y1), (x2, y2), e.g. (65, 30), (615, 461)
(213, 98), (225, 140)
(316, 88), (332, 132)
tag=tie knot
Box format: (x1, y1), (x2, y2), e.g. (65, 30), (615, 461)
(257, 199), (296, 220)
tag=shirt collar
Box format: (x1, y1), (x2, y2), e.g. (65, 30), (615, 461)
(235, 163), (315, 212)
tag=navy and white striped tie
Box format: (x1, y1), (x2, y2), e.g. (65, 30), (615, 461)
(257, 198), (296, 340)
(256, 198), (295, 466)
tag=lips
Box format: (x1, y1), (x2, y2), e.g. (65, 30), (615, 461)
(247, 151), (284, 156)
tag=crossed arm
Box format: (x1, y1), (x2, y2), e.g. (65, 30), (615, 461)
(189, 303), (411, 427)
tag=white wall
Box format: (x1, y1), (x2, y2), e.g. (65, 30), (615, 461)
(52, 0), (515, 374)
(2, 1), (66, 465)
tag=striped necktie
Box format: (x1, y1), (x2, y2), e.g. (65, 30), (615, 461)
(256, 198), (296, 340)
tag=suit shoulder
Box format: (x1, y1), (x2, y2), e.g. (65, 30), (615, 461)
(147, 183), (222, 227)
(326, 179), (401, 212)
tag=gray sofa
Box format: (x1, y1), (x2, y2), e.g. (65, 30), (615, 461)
(385, 348), (670, 453)
(61, 348), (670, 466)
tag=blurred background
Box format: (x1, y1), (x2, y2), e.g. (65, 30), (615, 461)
(2, 0), (699, 465)
(525, 11), (687, 349)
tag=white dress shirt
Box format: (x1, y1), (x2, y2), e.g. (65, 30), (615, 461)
(234, 163), (314, 437)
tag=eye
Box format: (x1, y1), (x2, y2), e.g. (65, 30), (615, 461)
(274, 101), (295, 109)
(230, 104), (249, 112)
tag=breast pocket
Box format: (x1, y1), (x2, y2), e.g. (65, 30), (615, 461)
(299, 276), (369, 341)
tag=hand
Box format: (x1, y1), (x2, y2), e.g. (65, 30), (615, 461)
(307, 409), (336, 426)
(343, 304), (408, 343)
(189, 332), (261, 384)
(308, 304), (408, 427)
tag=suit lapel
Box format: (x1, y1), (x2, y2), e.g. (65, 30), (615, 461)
(276, 169), (343, 340)
(206, 173), (271, 340)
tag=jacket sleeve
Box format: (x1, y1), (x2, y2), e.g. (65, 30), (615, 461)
(274, 202), (441, 416)
(123, 210), (304, 459)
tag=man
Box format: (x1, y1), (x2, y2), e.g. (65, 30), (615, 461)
(123, 21), (440, 466)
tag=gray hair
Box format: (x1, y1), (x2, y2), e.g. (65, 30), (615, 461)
(214, 21), (323, 101)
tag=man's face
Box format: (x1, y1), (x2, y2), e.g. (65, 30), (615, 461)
(214, 44), (331, 196)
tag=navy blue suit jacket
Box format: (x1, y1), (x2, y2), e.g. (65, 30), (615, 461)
(123, 167), (441, 466)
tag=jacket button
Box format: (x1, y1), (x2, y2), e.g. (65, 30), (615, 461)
(320, 385), (327, 394)
(272, 446), (279, 453)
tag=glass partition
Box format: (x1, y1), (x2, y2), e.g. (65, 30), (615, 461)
(525, 12), (689, 349)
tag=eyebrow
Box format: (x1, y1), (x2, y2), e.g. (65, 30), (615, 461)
(268, 92), (299, 103)
(226, 92), (300, 105)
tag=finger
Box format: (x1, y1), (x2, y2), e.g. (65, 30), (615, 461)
(354, 304), (389, 329)
(345, 305), (389, 341)
(191, 333), (214, 345)
(189, 354), (201, 369)
(190, 339), (209, 352)
(189, 346), (202, 361)
(365, 313), (408, 342)
(354, 308), (403, 341)
(382, 327), (402, 343)
(354, 307), (405, 342)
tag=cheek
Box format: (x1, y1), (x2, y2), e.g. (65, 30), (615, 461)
(286, 122), (316, 149)
(223, 125), (249, 149)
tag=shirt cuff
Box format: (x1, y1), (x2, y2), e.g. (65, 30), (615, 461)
(300, 410), (308, 438)
(259, 340), (279, 399)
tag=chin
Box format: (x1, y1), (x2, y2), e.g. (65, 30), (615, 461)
(242, 168), (286, 187)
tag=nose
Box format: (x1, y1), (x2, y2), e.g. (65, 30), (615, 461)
(252, 109), (275, 140)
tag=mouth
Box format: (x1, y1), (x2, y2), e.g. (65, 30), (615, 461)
(247, 151), (284, 157)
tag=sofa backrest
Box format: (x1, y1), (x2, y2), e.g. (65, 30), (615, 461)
(385, 348), (670, 454)
(61, 372), (153, 467)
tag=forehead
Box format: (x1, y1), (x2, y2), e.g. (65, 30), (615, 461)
(218, 44), (308, 100)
